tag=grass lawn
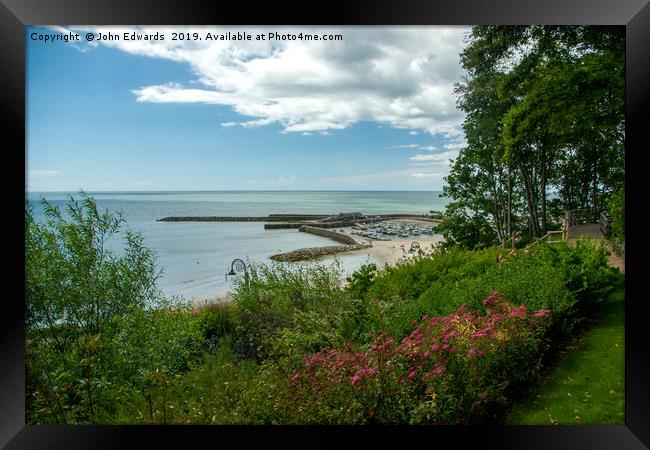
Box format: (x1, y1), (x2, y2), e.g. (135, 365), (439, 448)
(504, 286), (625, 425)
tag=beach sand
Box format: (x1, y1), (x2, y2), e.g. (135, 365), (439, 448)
(333, 235), (443, 267)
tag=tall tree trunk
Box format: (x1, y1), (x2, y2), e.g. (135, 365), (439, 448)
(591, 158), (598, 221)
(520, 164), (542, 237)
(507, 164), (512, 243)
(540, 145), (547, 234)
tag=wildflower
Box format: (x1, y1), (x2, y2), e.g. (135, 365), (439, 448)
(442, 331), (456, 342)
(351, 375), (362, 385)
(289, 372), (301, 387)
(482, 291), (504, 306)
(472, 327), (494, 339)
(509, 305), (526, 318)
(533, 309), (551, 318)
(467, 347), (485, 357)
(423, 350), (431, 358)
(433, 363), (446, 375)
(407, 370), (417, 379)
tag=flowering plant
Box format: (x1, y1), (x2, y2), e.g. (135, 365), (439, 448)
(286, 291), (550, 424)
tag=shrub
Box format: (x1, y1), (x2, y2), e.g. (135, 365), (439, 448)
(607, 185), (624, 254)
(285, 292), (551, 424)
(193, 302), (238, 355)
(25, 193), (167, 424)
(229, 261), (350, 361)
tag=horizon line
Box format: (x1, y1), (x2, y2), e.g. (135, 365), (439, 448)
(27, 189), (447, 194)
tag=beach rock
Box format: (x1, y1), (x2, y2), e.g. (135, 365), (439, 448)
(270, 244), (371, 262)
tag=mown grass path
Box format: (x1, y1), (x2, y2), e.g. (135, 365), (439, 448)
(504, 287), (624, 425)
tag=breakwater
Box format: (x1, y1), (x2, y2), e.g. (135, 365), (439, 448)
(299, 225), (362, 245)
(158, 214), (328, 222)
(159, 213), (438, 225)
(270, 244), (370, 262)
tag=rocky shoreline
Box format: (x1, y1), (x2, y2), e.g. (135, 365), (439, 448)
(270, 244), (371, 262)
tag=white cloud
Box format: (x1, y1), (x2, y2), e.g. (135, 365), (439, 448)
(409, 150), (457, 162)
(392, 144), (420, 149)
(443, 141), (467, 151)
(392, 144), (438, 151)
(411, 172), (441, 178)
(409, 131), (418, 135)
(270, 175), (296, 185)
(66, 26), (469, 137)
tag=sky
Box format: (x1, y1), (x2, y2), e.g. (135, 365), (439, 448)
(26, 26), (471, 192)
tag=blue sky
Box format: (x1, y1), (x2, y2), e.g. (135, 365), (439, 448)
(27, 26), (470, 191)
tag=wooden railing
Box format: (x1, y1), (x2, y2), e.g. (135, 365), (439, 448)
(600, 211), (612, 237)
(501, 234), (517, 249)
(565, 209), (598, 227)
(525, 230), (565, 249)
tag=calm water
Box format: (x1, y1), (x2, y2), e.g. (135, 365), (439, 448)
(27, 191), (450, 303)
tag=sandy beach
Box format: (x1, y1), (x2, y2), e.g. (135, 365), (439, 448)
(327, 235), (443, 267)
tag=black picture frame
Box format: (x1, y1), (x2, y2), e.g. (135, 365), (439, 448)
(2, 0), (648, 448)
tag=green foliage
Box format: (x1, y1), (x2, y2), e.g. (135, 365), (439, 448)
(429, 210), (444, 220)
(229, 261), (351, 360)
(435, 204), (500, 250)
(283, 294), (551, 424)
(607, 186), (624, 254)
(26, 193), (622, 425)
(346, 263), (377, 299)
(193, 302), (238, 355)
(449, 25), (624, 243)
(26, 193), (163, 335)
(25, 193), (198, 424)
(531, 241), (621, 314)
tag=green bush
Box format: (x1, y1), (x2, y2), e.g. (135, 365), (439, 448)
(26, 193), (622, 425)
(283, 292), (551, 424)
(229, 261), (351, 360)
(25, 193), (200, 424)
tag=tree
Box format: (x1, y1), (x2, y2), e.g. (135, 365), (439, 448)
(25, 192), (164, 423)
(440, 25), (624, 247)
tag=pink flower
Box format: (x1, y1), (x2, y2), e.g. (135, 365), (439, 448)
(433, 363), (446, 375)
(407, 370), (417, 379)
(442, 331), (456, 342)
(467, 347), (485, 357)
(472, 327), (494, 339)
(289, 372), (301, 387)
(423, 350), (431, 358)
(509, 305), (526, 318)
(533, 309), (551, 318)
(351, 375), (362, 385)
(483, 291), (504, 306)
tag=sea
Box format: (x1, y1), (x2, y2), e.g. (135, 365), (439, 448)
(27, 191), (450, 304)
